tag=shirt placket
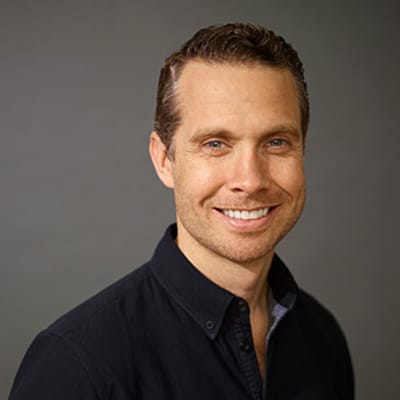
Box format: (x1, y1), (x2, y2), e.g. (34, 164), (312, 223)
(231, 298), (263, 400)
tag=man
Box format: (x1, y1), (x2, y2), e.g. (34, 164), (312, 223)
(9, 23), (354, 399)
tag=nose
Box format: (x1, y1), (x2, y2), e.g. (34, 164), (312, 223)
(226, 148), (268, 194)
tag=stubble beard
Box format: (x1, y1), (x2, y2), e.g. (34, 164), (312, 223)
(176, 196), (305, 267)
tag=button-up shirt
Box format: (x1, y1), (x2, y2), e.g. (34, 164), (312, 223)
(9, 224), (354, 399)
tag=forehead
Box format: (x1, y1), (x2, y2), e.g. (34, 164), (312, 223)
(174, 61), (301, 134)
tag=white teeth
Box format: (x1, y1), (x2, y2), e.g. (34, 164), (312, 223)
(222, 208), (269, 220)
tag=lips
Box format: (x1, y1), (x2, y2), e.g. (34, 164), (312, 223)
(216, 207), (270, 220)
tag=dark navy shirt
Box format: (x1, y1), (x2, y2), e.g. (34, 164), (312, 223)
(9, 224), (354, 399)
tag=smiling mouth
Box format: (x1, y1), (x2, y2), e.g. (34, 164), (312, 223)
(215, 207), (270, 220)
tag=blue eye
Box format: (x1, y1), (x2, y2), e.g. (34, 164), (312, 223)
(268, 138), (286, 147)
(202, 139), (229, 155)
(205, 140), (225, 148)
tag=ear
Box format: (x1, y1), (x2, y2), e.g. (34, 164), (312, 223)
(149, 131), (174, 188)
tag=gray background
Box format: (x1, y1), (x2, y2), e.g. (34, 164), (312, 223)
(1, 0), (399, 398)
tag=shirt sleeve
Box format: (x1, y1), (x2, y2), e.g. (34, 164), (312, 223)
(9, 331), (99, 400)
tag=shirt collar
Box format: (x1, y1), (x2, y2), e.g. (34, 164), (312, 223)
(268, 253), (298, 309)
(150, 224), (298, 340)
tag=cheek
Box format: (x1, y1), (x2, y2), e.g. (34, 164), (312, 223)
(269, 158), (305, 195)
(174, 162), (223, 209)
(173, 160), (225, 198)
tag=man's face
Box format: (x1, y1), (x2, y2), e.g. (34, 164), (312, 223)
(151, 61), (305, 266)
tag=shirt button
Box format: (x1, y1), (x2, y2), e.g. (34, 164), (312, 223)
(238, 299), (248, 312)
(206, 320), (215, 330)
(240, 339), (253, 353)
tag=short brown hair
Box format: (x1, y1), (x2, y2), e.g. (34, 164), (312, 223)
(154, 23), (309, 150)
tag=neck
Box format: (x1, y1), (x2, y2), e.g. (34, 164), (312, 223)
(176, 225), (273, 312)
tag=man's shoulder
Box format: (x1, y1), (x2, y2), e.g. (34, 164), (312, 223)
(296, 289), (345, 338)
(46, 261), (157, 338)
(10, 263), (161, 399)
(295, 289), (354, 391)
(294, 289), (352, 367)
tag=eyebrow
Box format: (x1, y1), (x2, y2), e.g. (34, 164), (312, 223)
(262, 124), (302, 139)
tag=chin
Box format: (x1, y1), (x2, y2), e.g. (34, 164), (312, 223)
(207, 236), (276, 265)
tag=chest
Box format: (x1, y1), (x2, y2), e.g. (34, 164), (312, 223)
(107, 310), (342, 400)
